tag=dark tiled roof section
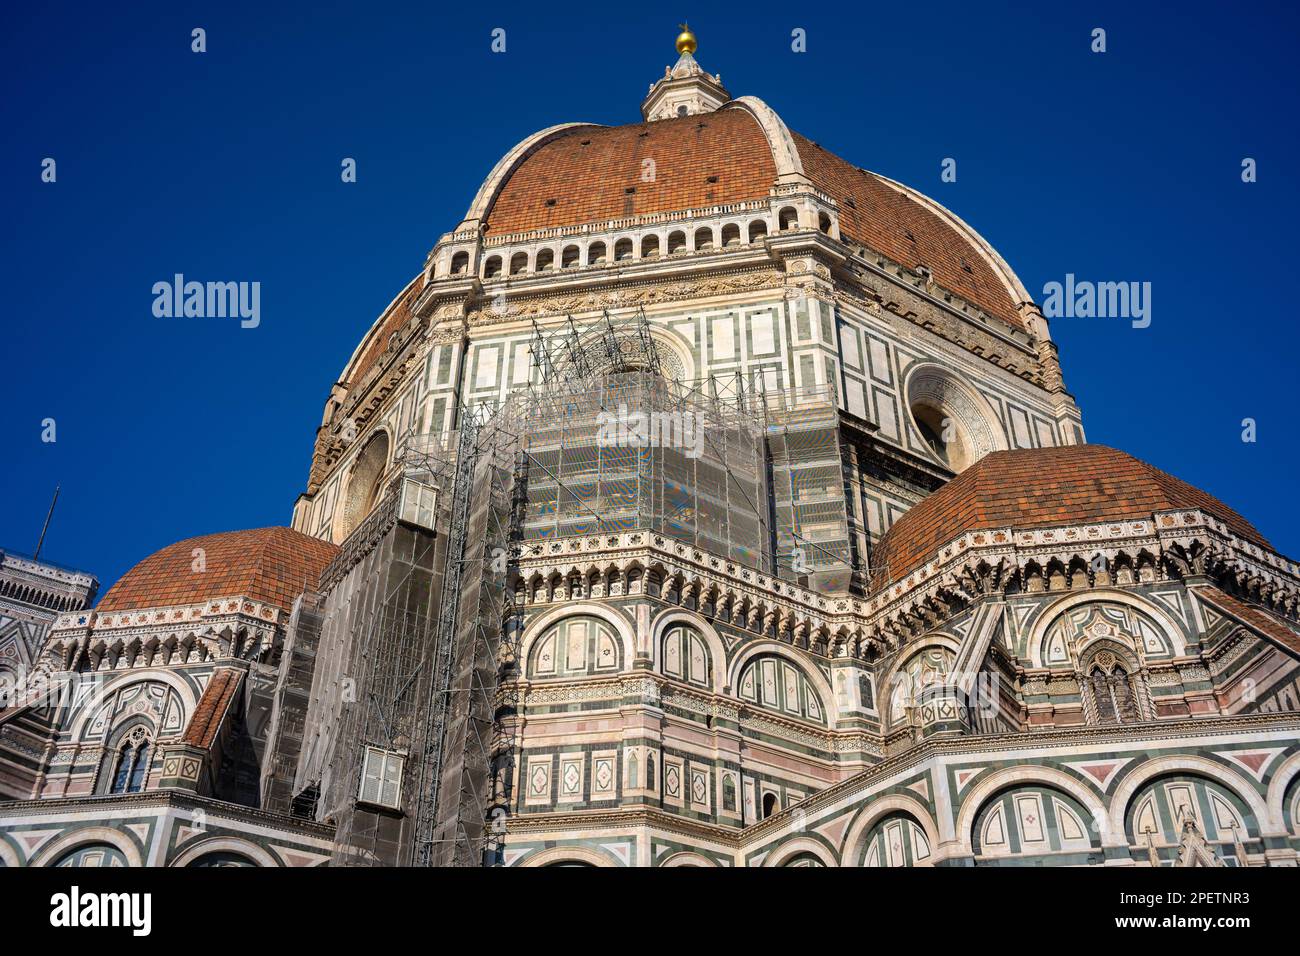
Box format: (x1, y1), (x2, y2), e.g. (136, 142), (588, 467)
(97, 527), (339, 614)
(791, 132), (1023, 330)
(1195, 587), (1300, 658)
(869, 445), (1269, 594)
(181, 668), (244, 748)
(347, 276), (422, 387)
(483, 110), (777, 235)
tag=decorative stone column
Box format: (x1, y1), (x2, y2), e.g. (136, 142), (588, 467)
(915, 683), (969, 738)
(158, 743), (209, 794)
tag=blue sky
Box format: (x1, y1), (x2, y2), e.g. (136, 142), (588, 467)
(3, 0), (1297, 595)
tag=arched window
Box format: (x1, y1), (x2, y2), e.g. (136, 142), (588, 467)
(818, 212), (833, 234)
(1087, 651), (1141, 725)
(722, 775), (737, 812)
(561, 245), (580, 268)
(640, 235), (660, 258)
(762, 792), (779, 818)
(721, 223), (741, 247)
(110, 746), (132, 793)
(614, 238), (633, 261)
(450, 251), (469, 275)
(693, 227), (714, 251)
(483, 255), (502, 278)
(587, 242), (607, 265)
(510, 252), (529, 276)
(109, 726), (153, 795)
(645, 753), (656, 791)
(747, 219), (768, 243)
(667, 230), (687, 254)
(128, 740), (151, 791)
(627, 753), (638, 789)
(779, 206), (799, 231)
(661, 624), (710, 687)
(528, 616), (622, 677)
(910, 401), (970, 471)
(535, 248), (554, 271)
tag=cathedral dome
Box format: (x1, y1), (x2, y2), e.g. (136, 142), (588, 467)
(481, 110), (776, 237)
(466, 102), (1030, 330)
(869, 445), (1268, 593)
(97, 527), (339, 613)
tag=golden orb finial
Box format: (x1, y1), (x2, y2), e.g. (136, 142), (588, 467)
(675, 23), (697, 55)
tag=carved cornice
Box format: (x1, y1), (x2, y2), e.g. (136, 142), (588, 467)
(0, 789), (336, 838)
(518, 531), (869, 657)
(740, 711), (1300, 846)
(506, 804), (741, 845)
(457, 265), (786, 328)
(867, 509), (1300, 640)
(514, 505), (1300, 672)
(52, 596), (285, 635)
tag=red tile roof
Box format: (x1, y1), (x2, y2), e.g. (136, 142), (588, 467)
(346, 276), (422, 387)
(1195, 587), (1300, 658)
(182, 668), (244, 748)
(870, 445), (1269, 593)
(97, 527), (339, 614)
(476, 108), (1024, 329)
(791, 133), (1022, 329)
(484, 110), (777, 235)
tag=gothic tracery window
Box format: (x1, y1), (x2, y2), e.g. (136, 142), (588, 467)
(1087, 651), (1140, 725)
(109, 726), (153, 794)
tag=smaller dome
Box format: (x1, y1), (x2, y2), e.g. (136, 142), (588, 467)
(97, 527), (339, 613)
(869, 445), (1268, 594)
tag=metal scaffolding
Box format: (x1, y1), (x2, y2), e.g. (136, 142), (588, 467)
(296, 473), (445, 867)
(412, 402), (523, 866)
(296, 307), (855, 867)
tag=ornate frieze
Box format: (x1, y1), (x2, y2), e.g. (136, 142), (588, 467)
(462, 267), (785, 327)
(866, 509), (1300, 641)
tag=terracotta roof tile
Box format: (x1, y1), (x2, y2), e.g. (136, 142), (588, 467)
(347, 277), (422, 387)
(181, 668), (244, 748)
(1195, 587), (1300, 658)
(792, 133), (1022, 329)
(97, 527), (339, 614)
(869, 445), (1268, 593)
(484, 110), (776, 235)
(476, 109), (1024, 330)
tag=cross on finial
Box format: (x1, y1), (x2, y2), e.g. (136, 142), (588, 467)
(675, 23), (697, 55)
